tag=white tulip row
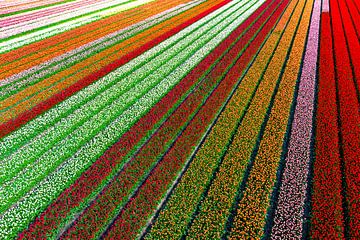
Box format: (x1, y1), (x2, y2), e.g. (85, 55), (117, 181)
(0, 0), (247, 204)
(0, 0), (259, 238)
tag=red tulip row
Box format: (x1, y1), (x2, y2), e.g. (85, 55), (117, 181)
(310, 12), (345, 239)
(0, 0), (231, 138)
(338, 0), (360, 95)
(101, 1), (290, 238)
(330, 0), (360, 237)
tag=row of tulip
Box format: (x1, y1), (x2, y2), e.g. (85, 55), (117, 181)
(328, 0), (360, 237)
(145, 0), (290, 238)
(0, 0), (243, 216)
(310, 11), (345, 239)
(0, 1), (254, 237)
(230, 0), (313, 237)
(0, 0), (214, 113)
(0, 0), (224, 123)
(61, 1), (266, 238)
(182, 0), (305, 238)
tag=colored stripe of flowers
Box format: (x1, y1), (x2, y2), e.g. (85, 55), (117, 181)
(144, 0), (292, 238)
(270, 0), (320, 238)
(0, 0), (227, 137)
(19, 1), (245, 237)
(0, 0), (214, 176)
(338, 0), (360, 98)
(60, 1), (263, 238)
(310, 11), (345, 239)
(330, 0), (360, 237)
(100, 1), (284, 238)
(227, 0), (313, 237)
(343, 0), (360, 39)
(184, 0), (305, 238)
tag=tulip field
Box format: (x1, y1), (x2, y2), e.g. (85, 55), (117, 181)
(0, 0), (359, 239)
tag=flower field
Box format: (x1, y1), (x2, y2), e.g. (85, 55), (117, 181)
(0, 0), (359, 239)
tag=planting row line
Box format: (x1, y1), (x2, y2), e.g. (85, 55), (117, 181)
(327, 0), (360, 237)
(99, 1), (279, 238)
(310, 9), (345, 239)
(0, 0), (183, 65)
(1, 0), (112, 27)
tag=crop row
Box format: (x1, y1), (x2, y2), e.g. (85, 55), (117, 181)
(329, 0), (360, 237)
(0, 0), (187, 74)
(182, 0), (304, 238)
(1, 0), (112, 27)
(59, 1), (264, 238)
(0, 0), (81, 17)
(0, 0), (214, 158)
(310, 11), (345, 239)
(0, 1), (225, 138)
(0, 0), (239, 207)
